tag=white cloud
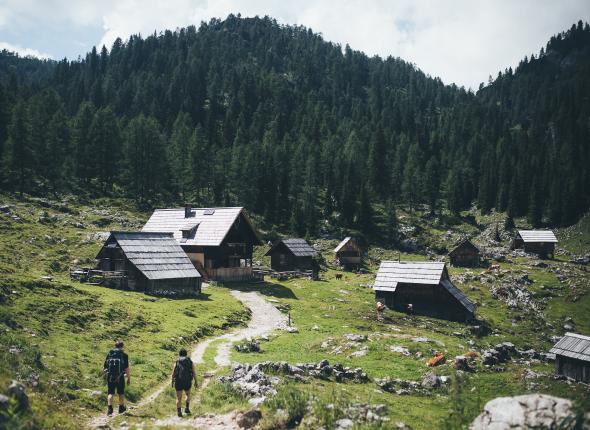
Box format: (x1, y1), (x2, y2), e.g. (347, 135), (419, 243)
(0, 41), (52, 59)
(1, 0), (589, 88)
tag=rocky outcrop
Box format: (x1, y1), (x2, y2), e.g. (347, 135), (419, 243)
(220, 360), (370, 403)
(470, 394), (588, 430)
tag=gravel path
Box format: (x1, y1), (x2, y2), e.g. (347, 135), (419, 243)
(88, 289), (288, 429)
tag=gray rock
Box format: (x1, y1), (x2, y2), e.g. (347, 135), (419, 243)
(236, 409), (262, 428)
(334, 418), (354, 429)
(0, 394), (10, 412)
(454, 356), (471, 371)
(421, 373), (442, 389)
(7, 380), (29, 411)
(344, 333), (366, 342)
(470, 394), (581, 430)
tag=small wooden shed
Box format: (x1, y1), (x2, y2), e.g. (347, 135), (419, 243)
(373, 261), (476, 322)
(449, 239), (480, 267)
(549, 332), (590, 383)
(511, 230), (558, 258)
(265, 238), (318, 274)
(96, 232), (202, 296)
(334, 237), (361, 268)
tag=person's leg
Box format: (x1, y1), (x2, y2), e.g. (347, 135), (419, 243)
(184, 389), (191, 413)
(176, 390), (183, 416)
(107, 383), (114, 415)
(118, 380), (127, 413)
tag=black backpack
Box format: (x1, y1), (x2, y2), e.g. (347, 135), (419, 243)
(175, 357), (193, 385)
(106, 349), (124, 383)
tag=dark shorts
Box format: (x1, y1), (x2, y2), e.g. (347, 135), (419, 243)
(174, 380), (192, 392)
(107, 377), (125, 395)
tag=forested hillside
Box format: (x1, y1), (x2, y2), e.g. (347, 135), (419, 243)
(0, 16), (589, 236)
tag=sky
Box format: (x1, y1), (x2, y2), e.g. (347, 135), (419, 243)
(0, 0), (589, 89)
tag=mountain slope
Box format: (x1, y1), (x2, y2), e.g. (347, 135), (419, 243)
(0, 16), (588, 234)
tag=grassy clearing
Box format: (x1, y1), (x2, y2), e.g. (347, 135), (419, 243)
(0, 195), (249, 429)
(1, 194), (589, 429)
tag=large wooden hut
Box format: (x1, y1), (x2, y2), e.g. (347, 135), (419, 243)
(334, 237), (361, 268)
(448, 239), (480, 267)
(511, 230), (558, 258)
(373, 261), (475, 322)
(142, 206), (262, 282)
(549, 332), (590, 382)
(96, 232), (202, 296)
(265, 238), (318, 275)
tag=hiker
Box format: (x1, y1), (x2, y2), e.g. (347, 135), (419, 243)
(171, 348), (197, 417)
(103, 340), (130, 416)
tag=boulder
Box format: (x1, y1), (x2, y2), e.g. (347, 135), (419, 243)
(470, 394), (582, 430)
(7, 380), (28, 411)
(334, 418), (354, 429)
(0, 394), (10, 413)
(421, 373), (442, 389)
(236, 409), (262, 428)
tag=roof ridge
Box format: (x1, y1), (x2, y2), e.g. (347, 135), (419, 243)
(564, 332), (590, 340)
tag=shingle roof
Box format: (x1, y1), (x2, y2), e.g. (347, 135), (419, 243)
(373, 261), (445, 291)
(100, 232), (201, 280)
(334, 237), (355, 253)
(142, 207), (259, 247)
(448, 238), (480, 257)
(441, 278), (476, 314)
(549, 332), (590, 362)
(517, 230), (558, 243)
(373, 261), (475, 314)
(265, 238), (317, 257)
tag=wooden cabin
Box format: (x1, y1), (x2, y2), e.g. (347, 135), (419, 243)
(549, 332), (590, 382)
(511, 230), (558, 258)
(265, 238), (318, 276)
(449, 239), (480, 267)
(142, 206), (262, 282)
(334, 237), (361, 269)
(96, 232), (202, 296)
(373, 261), (476, 322)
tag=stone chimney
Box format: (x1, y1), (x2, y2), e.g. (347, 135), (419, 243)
(184, 204), (192, 218)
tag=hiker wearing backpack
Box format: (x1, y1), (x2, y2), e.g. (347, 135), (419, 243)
(171, 348), (197, 417)
(103, 340), (130, 416)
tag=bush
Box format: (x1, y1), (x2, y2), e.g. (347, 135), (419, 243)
(262, 385), (309, 429)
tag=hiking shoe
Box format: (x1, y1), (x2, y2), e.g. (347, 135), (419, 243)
(107, 405), (113, 416)
(185, 407), (191, 415)
(118, 405), (127, 414)
(177, 408), (183, 417)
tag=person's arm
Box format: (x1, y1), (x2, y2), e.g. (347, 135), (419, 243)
(171, 363), (177, 386)
(192, 363), (198, 386)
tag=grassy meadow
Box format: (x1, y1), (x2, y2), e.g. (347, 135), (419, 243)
(0, 193), (589, 429)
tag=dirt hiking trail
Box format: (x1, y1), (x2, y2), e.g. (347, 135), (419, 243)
(88, 289), (288, 429)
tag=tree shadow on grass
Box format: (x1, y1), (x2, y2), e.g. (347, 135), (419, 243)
(213, 281), (298, 300)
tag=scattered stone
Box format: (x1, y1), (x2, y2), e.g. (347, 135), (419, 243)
(454, 356), (472, 371)
(334, 418), (354, 429)
(236, 409), (262, 428)
(235, 339), (262, 353)
(344, 333), (366, 342)
(375, 377), (428, 395)
(7, 380), (28, 411)
(412, 337), (429, 343)
(0, 394), (10, 413)
(390, 345), (410, 356)
(421, 373), (442, 389)
(470, 394), (586, 430)
(349, 346), (368, 357)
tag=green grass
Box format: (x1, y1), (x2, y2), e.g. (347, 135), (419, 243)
(1, 194), (589, 429)
(0, 194), (249, 429)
